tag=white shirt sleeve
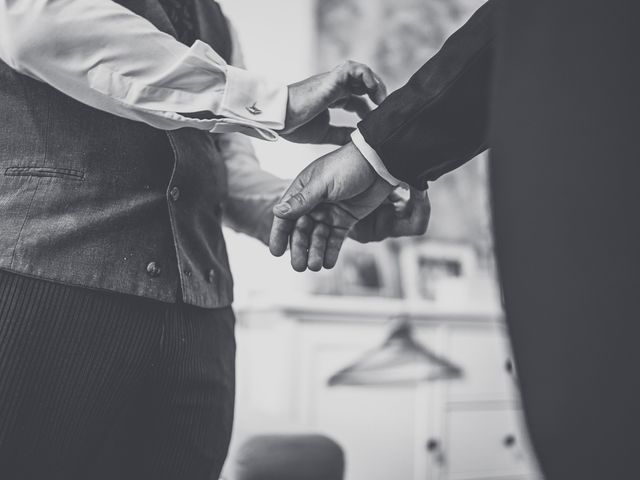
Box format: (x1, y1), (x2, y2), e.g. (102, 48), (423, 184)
(351, 129), (402, 186)
(0, 0), (288, 140)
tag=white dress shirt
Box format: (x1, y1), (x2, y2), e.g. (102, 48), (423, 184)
(0, 0), (288, 140)
(0, 0), (396, 189)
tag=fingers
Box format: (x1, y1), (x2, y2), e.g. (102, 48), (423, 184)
(323, 229), (348, 269)
(284, 62), (387, 135)
(338, 61), (388, 106)
(387, 189), (406, 203)
(269, 216), (295, 257)
(369, 72), (387, 105)
(339, 95), (372, 119)
(269, 156), (335, 261)
(307, 222), (331, 271)
(353, 66), (387, 105)
(411, 188), (430, 235)
(290, 216), (314, 272)
(322, 126), (355, 146)
(388, 186), (410, 217)
(397, 188), (430, 237)
(271, 214), (348, 272)
(320, 96), (370, 145)
(272, 175), (326, 221)
(293, 218), (347, 272)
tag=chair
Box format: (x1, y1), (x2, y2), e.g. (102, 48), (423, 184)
(233, 434), (345, 480)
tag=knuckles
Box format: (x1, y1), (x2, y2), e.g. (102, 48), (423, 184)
(294, 216), (314, 234)
(289, 192), (308, 210)
(337, 59), (368, 74)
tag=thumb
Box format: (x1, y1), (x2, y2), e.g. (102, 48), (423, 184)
(273, 177), (327, 220)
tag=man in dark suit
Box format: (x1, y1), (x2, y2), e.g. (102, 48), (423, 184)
(270, 1), (640, 478)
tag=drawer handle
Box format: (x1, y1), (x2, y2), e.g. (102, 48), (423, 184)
(505, 358), (514, 374)
(426, 439), (440, 452)
(426, 438), (446, 466)
(503, 434), (517, 448)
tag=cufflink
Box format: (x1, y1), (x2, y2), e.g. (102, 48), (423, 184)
(246, 103), (262, 115)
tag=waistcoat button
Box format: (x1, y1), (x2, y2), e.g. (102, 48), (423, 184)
(207, 269), (215, 283)
(169, 186), (181, 202)
(146, 261), (161, 278)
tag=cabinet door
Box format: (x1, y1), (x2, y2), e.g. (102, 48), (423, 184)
(443, 407), (538, 480)
(297, 322), (441, 480)
(443, 325), (516, 403)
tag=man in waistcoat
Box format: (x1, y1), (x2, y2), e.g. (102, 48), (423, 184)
(0, 1), (430, 479)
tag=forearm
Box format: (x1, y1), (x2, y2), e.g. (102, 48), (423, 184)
(224, 191), (285, 246)
(0, 0), (287, 139)
(357, 0), (498, 189)
(219, 132), (288, 244)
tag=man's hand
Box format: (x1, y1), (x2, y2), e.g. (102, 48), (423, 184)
(269, 142), (390, 270)
(281, 61), (387, 145)
(349, 188), (430, 244)
(269, 142), (430, 272)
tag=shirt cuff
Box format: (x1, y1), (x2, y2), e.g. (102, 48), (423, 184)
(351, 129), (402, 187)
(218, 65), (288, 134)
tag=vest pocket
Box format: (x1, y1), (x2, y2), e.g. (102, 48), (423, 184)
(5, 166), (85, 180)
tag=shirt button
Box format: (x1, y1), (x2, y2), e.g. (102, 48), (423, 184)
(169, 186), (181, 202)
(207, 269), (215, 284)
(146, 261), (161, 278)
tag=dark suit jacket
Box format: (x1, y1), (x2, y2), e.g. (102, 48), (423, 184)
(358, 0), (497, 189)
(359, 1), (640, 479)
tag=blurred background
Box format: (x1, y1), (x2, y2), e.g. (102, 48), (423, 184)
(218, 0), (542, 479)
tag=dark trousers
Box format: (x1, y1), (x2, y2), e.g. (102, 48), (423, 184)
(491, 1), (640, 478)
(0, 270), (236, 480)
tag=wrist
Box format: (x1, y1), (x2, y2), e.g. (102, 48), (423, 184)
(351, 129), (401, 187)
(281, 83), (313, 135)
(340, 141), (390, 193)
(281, 72), (336, 135)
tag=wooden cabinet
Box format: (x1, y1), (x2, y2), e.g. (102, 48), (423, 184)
(226, 297), (542, 480)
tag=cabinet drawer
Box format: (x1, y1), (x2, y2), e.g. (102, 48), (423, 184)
(443, 407), (537, 479)
(445, 326), (516, 402)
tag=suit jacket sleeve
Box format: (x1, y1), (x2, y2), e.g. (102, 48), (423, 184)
(358, 0), (498, 190)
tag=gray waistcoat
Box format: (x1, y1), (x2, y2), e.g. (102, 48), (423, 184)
(0, 0), (234, 308)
